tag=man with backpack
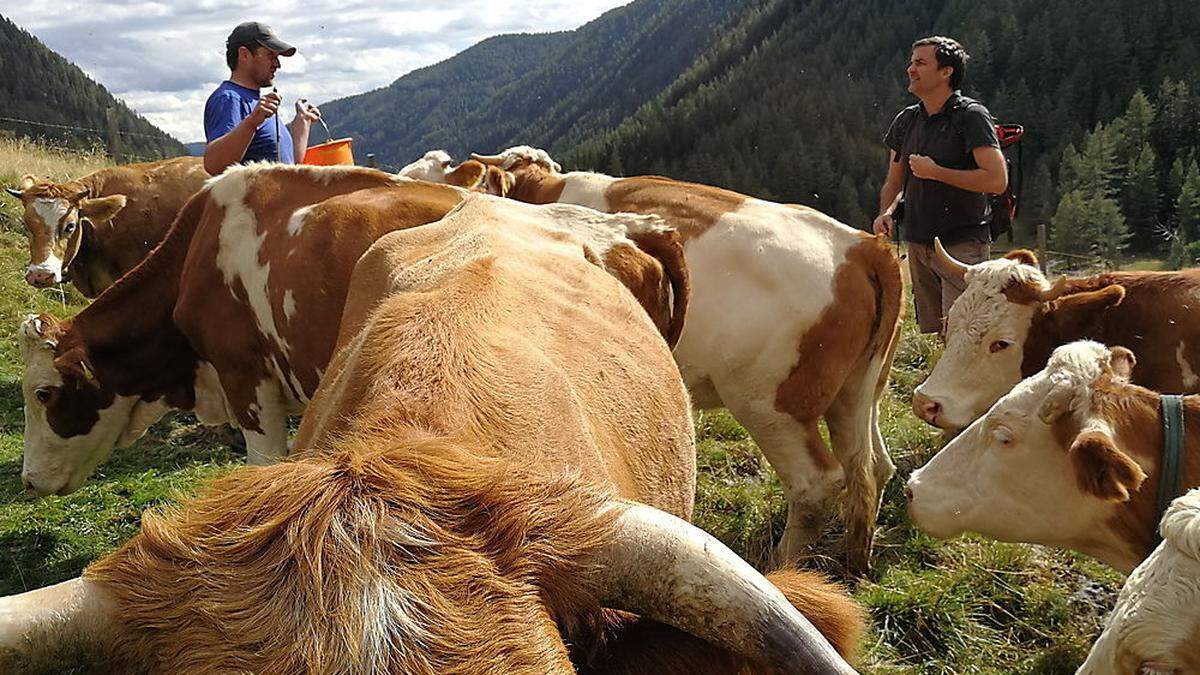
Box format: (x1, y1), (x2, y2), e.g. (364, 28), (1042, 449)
(872, 36), (1008, 334)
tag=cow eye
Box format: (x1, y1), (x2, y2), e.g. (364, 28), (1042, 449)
(62, 220), (77, 236)
(989, 340), (1013, 353)
(34, 387), (54, 404)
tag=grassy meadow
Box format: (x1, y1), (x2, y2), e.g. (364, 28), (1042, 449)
(0, 138), (1123, 673)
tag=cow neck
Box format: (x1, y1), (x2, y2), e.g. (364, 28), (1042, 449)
(66, 191), (205, 405)
(66, 218), (104, 298)
(511, 168), (565, 204)
(1100, 383), (1200, 560)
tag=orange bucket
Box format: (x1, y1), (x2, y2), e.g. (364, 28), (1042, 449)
(303, 137), (354, 166)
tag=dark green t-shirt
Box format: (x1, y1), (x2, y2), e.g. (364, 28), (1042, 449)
(884, 92), (1000, 246)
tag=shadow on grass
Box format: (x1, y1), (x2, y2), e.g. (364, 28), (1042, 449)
(0, 528), (93, 595)
(93, 413), (245, 484)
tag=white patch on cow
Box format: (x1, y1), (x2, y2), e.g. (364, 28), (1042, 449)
(283, 290), (297, 322)
(558, 172), (617, 211)
(397, 150), (453, 182)
(241, 378), (292, 465)
(31, 198), (69, 231)
(670, 199), (858, 399)
(1078, 488), (1200, 672)
(27, 199), (72, 276)
(915, 258), (1051, 430)
(286, 205), (313, 237)
(1177, 342), (1199, 390)
(908, 341), (1148, 571)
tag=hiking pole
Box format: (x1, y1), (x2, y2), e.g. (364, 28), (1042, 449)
(273, 86), (281, 163)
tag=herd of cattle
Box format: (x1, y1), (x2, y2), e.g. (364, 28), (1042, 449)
(0, 146), (1194, 671)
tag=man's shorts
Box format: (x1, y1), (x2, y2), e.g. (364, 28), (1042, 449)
(907, 240), (990, 334)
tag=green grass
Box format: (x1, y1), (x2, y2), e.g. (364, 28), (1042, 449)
(0, 139), (1123, 671)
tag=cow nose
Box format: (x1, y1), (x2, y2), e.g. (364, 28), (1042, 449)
(26, 269), (54, 287)
(912, 392), (941, 424)
(21, 474), (36, 494)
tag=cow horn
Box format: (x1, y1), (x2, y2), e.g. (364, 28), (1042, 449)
(590, 502), (857, 674)
(0, 578), (114, 661)
(3, 187), (21, 199)
(931, 238), (970, 284)
(470, 152), (506, 166)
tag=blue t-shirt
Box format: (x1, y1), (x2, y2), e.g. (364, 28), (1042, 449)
(203, 81), (295, 164)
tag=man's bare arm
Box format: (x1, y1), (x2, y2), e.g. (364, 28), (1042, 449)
(203, 92), (280, 175)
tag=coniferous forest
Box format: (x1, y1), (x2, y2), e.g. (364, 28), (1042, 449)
(0, 16), (185, 161)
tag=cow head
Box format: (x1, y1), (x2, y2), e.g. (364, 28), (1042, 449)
(396, 150), (454, 182)
(912, 240), (1125, 431)
(470, 146), (562, 201)
(5, 176), (127, 287)
(907, 341), (1152, 572)
(19, 315), (168, 496)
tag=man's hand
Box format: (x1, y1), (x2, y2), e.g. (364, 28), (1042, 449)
(250, 91), (282, 125)
(294, 99), (321, 125)
(872, 212), (894, 237)
(908, 154), (940, 180)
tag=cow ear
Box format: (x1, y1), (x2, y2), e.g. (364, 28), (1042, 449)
(1070, 430), (1146, 501)
(485, 166), (515, 197)
(1003, 249), (1039, 267)
(1108, 346), (1137, 382)
(19, 174), (36, 191)
(79, 194), (127, 223)
(1046, 285), (1125, 333)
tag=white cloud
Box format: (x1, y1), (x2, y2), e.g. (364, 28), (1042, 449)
(5, 0), (628, 142)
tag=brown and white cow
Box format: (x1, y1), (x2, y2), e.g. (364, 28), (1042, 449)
(465, 146), (903, 571)
(19, 165), (687, 496)
(4, 156), (208, 296)
(913, 241), (1200, 432)
(907, 341), (1200, 573)
(1078, 487), (1200, 674)
(0, 194), (862, 674)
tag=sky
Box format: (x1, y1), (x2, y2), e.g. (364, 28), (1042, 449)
(4, 1), (630, 143)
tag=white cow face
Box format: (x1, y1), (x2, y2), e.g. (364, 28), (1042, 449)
(5, 178), (127, 288)
(19, 315), (166, 496)
(912, 252), (1053, 431)
(907, 341), (1150, 571)
(397, 150), (454, 182)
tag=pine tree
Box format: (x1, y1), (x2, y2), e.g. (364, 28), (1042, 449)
(1121, 145), (1161, 251)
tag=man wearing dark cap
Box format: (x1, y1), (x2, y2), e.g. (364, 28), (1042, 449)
(203, 21), (321, 175)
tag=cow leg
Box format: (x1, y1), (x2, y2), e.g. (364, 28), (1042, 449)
(721, 395), (843, 566)
(826, 355), (894, 575)
(240, 381), (290, 465)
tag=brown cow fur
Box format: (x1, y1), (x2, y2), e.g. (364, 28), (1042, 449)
(1021, 270), (1200, 396)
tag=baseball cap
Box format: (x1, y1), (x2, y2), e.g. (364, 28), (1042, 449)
(226, 21), (296, 57)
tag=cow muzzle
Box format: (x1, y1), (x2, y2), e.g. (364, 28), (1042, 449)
(911, 391), (943, 426)
(25, 265), (61, 288)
